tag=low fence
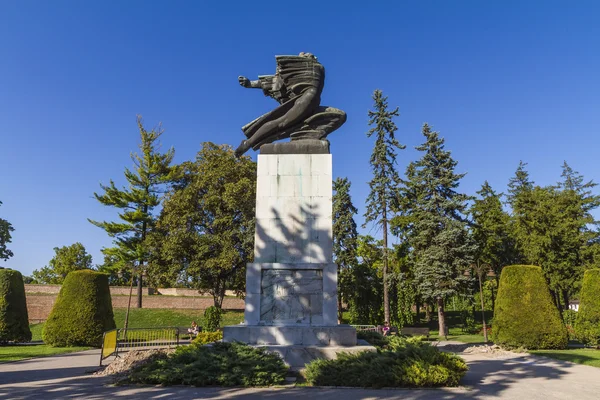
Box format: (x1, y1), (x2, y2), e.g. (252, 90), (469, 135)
(100, 327), (182, 366)
(351, 324), (379, 332)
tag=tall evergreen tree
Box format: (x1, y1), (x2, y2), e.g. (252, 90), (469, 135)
(505, 161), (535, 264)
(332, 177), (359, 323)
(363, 89), (405, 323)
(89, 116), (175, 307)
(0, 201), (14, 263)
(506, 160), (533, 206)
(470, 181), (515, 307)
(398, 124), (474, 335)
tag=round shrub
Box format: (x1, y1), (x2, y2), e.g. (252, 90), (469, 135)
(203, 306), (222, 332)
(43, 270), (116, 347)
(492, 265), (567, 349)
(575, 269), (600, 346)
(0, 269), (32, 343)
(192, 331), (223, 345)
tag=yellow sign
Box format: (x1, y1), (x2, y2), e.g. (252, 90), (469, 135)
(102, 329), (118, 360)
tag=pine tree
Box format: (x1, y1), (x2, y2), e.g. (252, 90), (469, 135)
(399, 124), (474, 335)
(470, 181), (515, 307)
(0, 201), (14, 263)
(89, 116), (175, 307)
(333, 177), (359, 322)
(363, 89), (405, 324)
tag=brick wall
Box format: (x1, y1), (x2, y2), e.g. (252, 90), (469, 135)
(26, 293), (245, 323)
(25, 284), (236, 297)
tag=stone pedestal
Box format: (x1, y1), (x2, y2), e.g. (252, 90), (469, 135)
(223, 152), (366, 366)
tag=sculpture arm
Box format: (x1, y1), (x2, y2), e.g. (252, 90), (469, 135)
(238, 76), (263, 89)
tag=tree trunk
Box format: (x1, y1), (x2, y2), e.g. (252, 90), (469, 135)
(337, 264), (343, 323)
(136, 272), (143, 308)
(425, 303), (431, 322)
(137, 208), (148, 309)
(478, 271), (488, 343)
(437, 297), (446, 338)
(213, 280), (225, 308)
(415, 300), (421, 324)
(562, 290), (570, 314)
(382, 208), (390, 324)
(551, 290), (562, 312)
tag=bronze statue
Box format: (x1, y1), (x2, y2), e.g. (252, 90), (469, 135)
(235, 52), (346, 157)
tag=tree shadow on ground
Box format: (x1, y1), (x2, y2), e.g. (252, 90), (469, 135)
(0, 353), (590, 400)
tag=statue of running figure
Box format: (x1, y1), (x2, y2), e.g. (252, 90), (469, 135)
(234, 52), (346, 157)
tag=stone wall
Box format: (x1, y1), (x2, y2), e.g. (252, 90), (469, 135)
(25, 284), (236, 297)
(26, 293), (245, 323)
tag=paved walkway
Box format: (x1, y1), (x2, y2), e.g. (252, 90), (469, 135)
(1, 345), (600, 399)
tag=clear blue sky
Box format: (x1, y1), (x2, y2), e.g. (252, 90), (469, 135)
(1, 1), (599, 276)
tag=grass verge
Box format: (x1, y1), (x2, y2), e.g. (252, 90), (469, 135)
(429, 327), (490, 344)
(0, 344), (91, 363)
(530, 348), (600, 368)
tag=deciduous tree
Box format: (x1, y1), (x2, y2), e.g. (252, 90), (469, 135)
(149, 143), (256, 308)
(0, 201), (14, 263)
(32, 242), (92, 284)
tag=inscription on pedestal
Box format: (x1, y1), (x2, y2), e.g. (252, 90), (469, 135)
(260, 269), (323, 324)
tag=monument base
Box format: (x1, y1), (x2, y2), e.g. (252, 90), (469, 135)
(262, 343), (376, 369)
(223, 325), (356, 346)
(223, 325), (375, 368)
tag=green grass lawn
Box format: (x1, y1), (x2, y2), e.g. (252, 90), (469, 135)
(530, 348), (600, 368)
(28, 308), (245, 342)
(0, 345), (90, 363)
(112, 308), (244, 329)
(429, 327), (490, 344)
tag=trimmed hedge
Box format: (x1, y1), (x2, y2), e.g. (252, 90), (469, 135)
(43, 270), (116, 347)
(492, 265), (567, 349)
(575, 269), (600, 346)
(0, 269), (32, 343)
(304, 337), (467, 387)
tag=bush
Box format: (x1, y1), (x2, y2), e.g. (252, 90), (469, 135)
(304, 340), (467, 388)
(192, 331), (223, 345)
(0, 269), (32, 343)
(575, 269), (600, 346)
(125, 342), (287, 386)
(43, 270), (116, 347)
(492, 265), (567, 349)
(357, 330), (389, 350)
(203, 306), (222, 332)
(357, 331), (424, 352)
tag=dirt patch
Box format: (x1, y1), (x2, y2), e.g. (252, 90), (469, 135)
(95, 349), (173, 379)
(441, 344), (518, 358)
